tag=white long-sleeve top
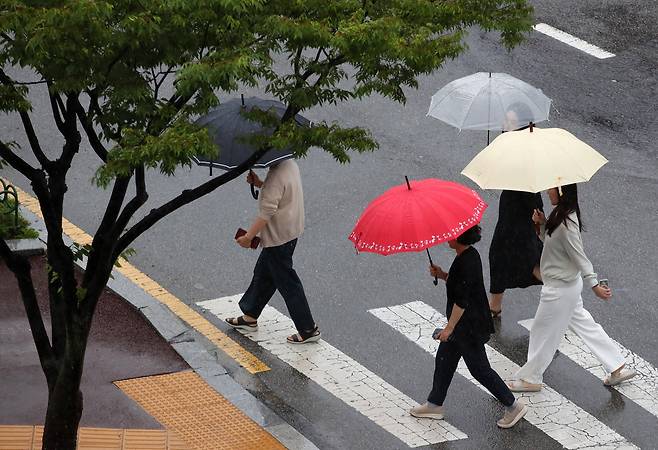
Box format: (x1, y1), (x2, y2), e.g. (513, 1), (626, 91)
(539, 212), (599, 288)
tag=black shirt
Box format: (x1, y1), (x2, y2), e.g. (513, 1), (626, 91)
(446, 246), (495, 343)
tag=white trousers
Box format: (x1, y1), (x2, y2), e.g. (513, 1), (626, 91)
(516, 278), (625, 385)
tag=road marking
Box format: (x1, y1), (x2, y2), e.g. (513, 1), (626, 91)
(4, 179), (269, 374)
(519, 318), (658, 421)
(198, 295), (468, 447)
(369, 301), (638, 449)
(533, 23), (615, 59)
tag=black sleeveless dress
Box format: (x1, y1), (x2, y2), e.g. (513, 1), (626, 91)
(488, 190), (543, 294)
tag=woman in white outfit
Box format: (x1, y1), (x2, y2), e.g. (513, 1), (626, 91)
(509, 184), (636, 392)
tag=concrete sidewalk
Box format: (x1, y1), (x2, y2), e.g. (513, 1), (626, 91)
(0, 180), (316, 449)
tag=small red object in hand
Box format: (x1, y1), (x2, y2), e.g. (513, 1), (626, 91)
(235, 228), (261, 249)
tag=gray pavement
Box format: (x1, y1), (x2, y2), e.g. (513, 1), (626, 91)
(2, 1), (658, 448)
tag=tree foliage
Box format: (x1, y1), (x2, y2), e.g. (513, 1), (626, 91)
(0, 1), (532, 448)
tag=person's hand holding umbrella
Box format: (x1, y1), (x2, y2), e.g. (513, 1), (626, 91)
(247, 170), (263, 190)
(429, 264), (448, 282)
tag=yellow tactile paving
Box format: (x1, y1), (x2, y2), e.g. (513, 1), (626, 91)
(115, 371), (285, 450)
(0, 425), (188, 450)
(3, 180), (269, 374)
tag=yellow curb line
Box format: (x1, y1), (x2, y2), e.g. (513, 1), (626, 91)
(4, 180), (270, 374)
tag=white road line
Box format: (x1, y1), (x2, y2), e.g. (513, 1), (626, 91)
(519, 318), (658, 420)
(198, 295), (467, 447)
(370, 301), (638, 449)
(533, 23), (615, 59)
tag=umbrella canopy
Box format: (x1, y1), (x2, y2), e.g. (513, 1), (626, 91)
(461, 127), (608, 193)
(427, 72), (551, 132)
(349, 178), (487, 256)
(193, 96), (310, 171)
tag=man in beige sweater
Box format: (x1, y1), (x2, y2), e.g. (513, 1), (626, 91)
(227, 160), (320, 344)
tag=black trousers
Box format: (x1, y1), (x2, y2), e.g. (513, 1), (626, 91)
(428, 338), (515, 407)
(239, 239), (316, 333)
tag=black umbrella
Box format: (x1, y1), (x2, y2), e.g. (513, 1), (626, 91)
(193, 95), (310, 199)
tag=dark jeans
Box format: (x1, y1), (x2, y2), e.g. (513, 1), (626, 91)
(239, 239), (316, 333)
(428, 338), (514, 407)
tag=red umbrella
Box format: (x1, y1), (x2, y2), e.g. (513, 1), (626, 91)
(349, 177), (487, 283)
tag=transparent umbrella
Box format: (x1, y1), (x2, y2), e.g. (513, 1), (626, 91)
(427, 72), (552, 143)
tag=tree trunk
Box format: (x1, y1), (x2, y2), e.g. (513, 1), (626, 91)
(42, 377), (83, 450)
(42, 323), (88, 450)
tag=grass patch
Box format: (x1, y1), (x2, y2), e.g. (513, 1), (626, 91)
(0, 199), (39, 240)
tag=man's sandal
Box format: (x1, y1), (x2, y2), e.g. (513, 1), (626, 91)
(287, 326), (321, 344)
(225, 316), (258, 330)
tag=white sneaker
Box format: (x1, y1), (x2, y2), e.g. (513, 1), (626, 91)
(604, 368), (637, 386)
(410, 402), (445, 420)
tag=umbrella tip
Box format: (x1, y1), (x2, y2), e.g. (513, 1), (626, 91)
(529, 122), (534, 132)
(404, 176), (411, 190)
(241, 93), (245, 106)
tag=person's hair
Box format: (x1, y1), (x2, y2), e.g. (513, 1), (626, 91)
(546, 184), (584, 236)
(505, 102), (533, 131)
(456, 224), (482, 245)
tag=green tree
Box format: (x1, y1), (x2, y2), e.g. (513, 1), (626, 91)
(0, 1), (532, 448)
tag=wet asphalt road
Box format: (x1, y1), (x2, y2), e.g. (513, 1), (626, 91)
(2, 1), (657, 448)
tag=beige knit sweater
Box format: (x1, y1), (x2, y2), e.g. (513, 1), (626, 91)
(257, 160), (305, 247)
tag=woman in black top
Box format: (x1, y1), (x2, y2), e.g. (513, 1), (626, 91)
(410, 225), (527, 429)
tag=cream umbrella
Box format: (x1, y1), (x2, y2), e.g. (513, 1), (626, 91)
(461, 127), (608, 193)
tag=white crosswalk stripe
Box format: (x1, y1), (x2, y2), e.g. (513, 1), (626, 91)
(369, 301), (638, 449)
(519, 318), (658, 420)
(198, 295), (468, 447)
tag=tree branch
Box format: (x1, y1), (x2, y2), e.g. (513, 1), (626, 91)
(110, 166), (147, 243)
(0, 238), (56, 381)
(71, 97), (109, 161)
(87, 89), (121, 142)
(0, 140), (42, 182)
(48, 86), (67, 135)
(0, 70), (51, 168)
(54, 94), (82, 170)
(81, 175), (132, 292)
(8, 79), (49, 86)
(96, 177), (131, 240)
(113, 148), (268, 259)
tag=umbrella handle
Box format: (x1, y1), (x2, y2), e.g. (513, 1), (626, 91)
(426, 249), (438, 286)
(250, 183), (259, 200)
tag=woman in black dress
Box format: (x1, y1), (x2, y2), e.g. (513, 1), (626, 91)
(488, 190), (543, 316)
(488, 103), (544, 317)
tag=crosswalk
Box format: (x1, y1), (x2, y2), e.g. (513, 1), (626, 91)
(199, 295), (656, 449)
(198, 295), (467, 447)
(370, 302), (637, 449)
